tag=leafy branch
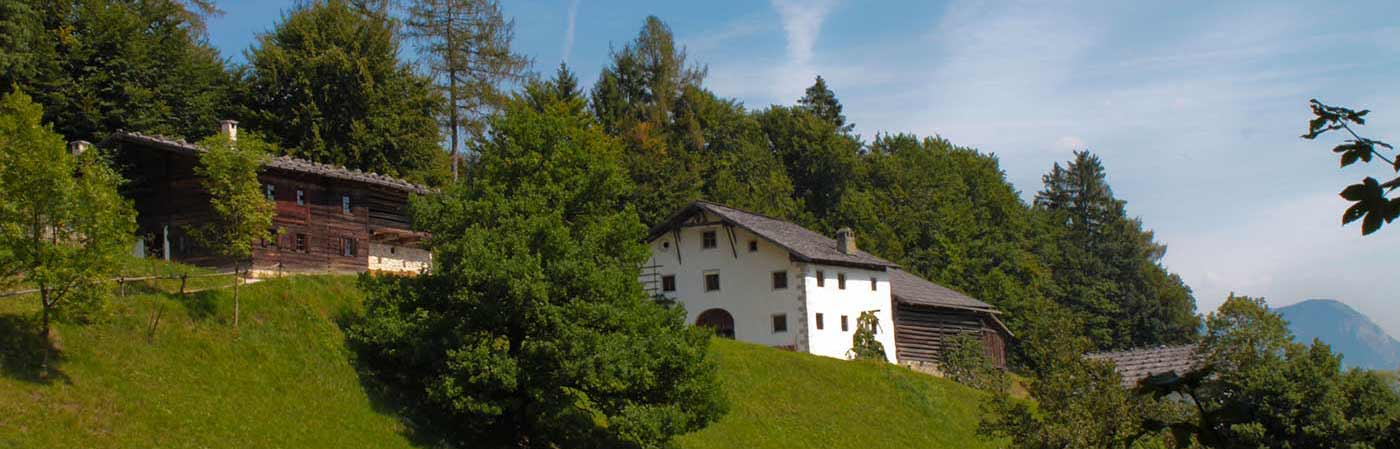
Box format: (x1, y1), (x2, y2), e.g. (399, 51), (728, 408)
(1303, 99), (1398, 235)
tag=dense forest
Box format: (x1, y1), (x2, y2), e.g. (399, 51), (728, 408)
(4, 1), (1398, 448)
(0, 0), (1197, 355)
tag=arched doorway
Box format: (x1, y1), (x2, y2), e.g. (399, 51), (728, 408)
(696, 308), (735, 339)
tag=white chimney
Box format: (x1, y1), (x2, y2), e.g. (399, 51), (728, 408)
(69, 140), (91, 157)
(220, 119), (238, 142)
(836, 227), (856, 255)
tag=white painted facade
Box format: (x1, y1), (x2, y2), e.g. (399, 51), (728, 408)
(645, 210), (897, 362)
(368, 242), (431, 274)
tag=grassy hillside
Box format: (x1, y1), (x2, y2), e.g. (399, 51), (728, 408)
(0, 275), (415, 448)
(0, 273), (1000, 448)
(680, 339), (1001, 449)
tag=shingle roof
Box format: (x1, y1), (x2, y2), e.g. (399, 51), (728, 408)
(104, 132), (432, 194)
(1086, 344), (1201, 388)
(649, 201), (897, 269)
(889, 268), (997, 311)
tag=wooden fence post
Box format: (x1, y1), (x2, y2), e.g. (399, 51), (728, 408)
(179, 274), (187, 296)
(118, 276), (126, 297)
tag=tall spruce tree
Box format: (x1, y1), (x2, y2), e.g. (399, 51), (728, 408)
(798, 75), (854, 134)
(1034, 150), (1198, 350)
(403, 0), (530, 181)
(592, 16), (798, 224)
(349, 80), (725, 447)
(238, 0), (448, 185)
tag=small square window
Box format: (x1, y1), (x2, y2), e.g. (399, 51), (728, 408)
(702, 231), (717, 249)
(815, 313), (825, 330)
(838, 273), (846, 290)
(841, 315), (849, 332)
(662, 275), (676, 292)
(264, 184), (275, 201)
(816, 271), (825, 287)
(342, 194), (352, 214)
(871, 277), (878, 291)
(772, 314), (788, 333)
(748, 240), (758, 252)
(296, 189), (305, 206)
(704, 272), (720, 291)
(772, 271), (788, 289)
(341, 236), (357, 257)
(295, 233), (307, 252)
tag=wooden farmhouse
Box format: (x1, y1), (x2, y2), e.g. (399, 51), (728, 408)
(643, 201), (1012, 371)
(100, 121), (431, 276)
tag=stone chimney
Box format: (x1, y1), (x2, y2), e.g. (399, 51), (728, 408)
(836, 227), (856, 255)
(219, 119), (238, 142)
(69, 140), (91, 157)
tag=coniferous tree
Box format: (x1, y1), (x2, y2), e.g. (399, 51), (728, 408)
(349, 80), (725, 447)
(1034, 150), (1198, 350)
(592, 16), (798, 224)
(798, 75), (854, 134)
(403, 0), (530, 181)
(238, 0), (448, 185)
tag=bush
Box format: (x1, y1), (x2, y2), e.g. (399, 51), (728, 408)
(941, 334), (1008, 393)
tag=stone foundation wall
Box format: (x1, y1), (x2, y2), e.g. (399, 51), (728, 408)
(368, 243), (430, 274)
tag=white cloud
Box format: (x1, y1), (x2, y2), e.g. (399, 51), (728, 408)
(769, 0), (838, 101)
(562, 0), (580, 64)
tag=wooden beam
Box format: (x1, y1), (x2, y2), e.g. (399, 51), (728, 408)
(724, 224), (738, 259)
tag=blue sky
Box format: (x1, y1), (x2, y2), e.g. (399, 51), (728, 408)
(207, 0), (1400, 336)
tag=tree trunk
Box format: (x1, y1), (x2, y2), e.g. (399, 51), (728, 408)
(39, 285), (51, 380)
(233, 262), (240, 332)
(447, 8), (460, 182)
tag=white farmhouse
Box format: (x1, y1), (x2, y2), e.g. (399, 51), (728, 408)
(643, 201), (1012, 369)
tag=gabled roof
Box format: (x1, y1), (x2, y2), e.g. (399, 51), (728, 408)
(103, 132), (432, 194)
(648, 201), (897, 270)
(1086, 344), (1200, 388)
(889, 268), (997, 312)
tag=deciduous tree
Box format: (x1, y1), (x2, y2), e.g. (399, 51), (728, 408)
(238, 0), (448, 185)
(349, 79), (725, 448)
(0, 88), (136, 377)
(191, 129), (277, 331)
(1301, 100), (1398, 235)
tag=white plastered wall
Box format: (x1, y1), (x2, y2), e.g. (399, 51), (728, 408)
(801, 265), (898, 363)
(645, 210), (897, 362)
(646, 212), (804, 349)
(368, 242), (431, 274)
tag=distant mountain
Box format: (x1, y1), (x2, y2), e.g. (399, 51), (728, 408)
(1277, 299), (1400, 371)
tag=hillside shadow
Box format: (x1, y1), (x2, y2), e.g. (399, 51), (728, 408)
(0, 313), (70, 384)
(334, 309), (450, 448)
(176, 290), (220, 322)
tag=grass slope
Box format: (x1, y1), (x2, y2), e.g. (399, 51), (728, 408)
(1, 273), (999, 448)
(680, 339), (1001, 449)
(0, 275), (413, 448)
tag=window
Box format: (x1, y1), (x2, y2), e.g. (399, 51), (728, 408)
(871, 277), (878, 291)
(341, 236), (357, 257)
(296, 189), (305, 206)
(748, 240), (758, 252)
(389, 246), (396, 255)
(815, 313), (825, 330)
(341, 194), (352, 214)
(662, 275), (676, 292)
(816, 271), (825, 287)
(771, 271), (788, 289)
(264, 228), (278, 248)
(264, 184), (275, 201)
(701, 230), (717, 249)
(295, 233), (307, 252)
(704, 272), (721, 291)
(772, 314), (788, 333)
(841, 315), (849, 332)
(837, 273), (847, 290)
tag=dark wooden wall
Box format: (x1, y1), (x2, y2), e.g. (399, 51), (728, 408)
(116, 143), (416, 274)
(892, 301), (1008, 369)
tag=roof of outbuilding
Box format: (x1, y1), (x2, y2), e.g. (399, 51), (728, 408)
(888, 268), (997, 312)
(648, 201), (898, 269)
(1086, 344), (1201, 388)
(103, 132), (433, 194)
